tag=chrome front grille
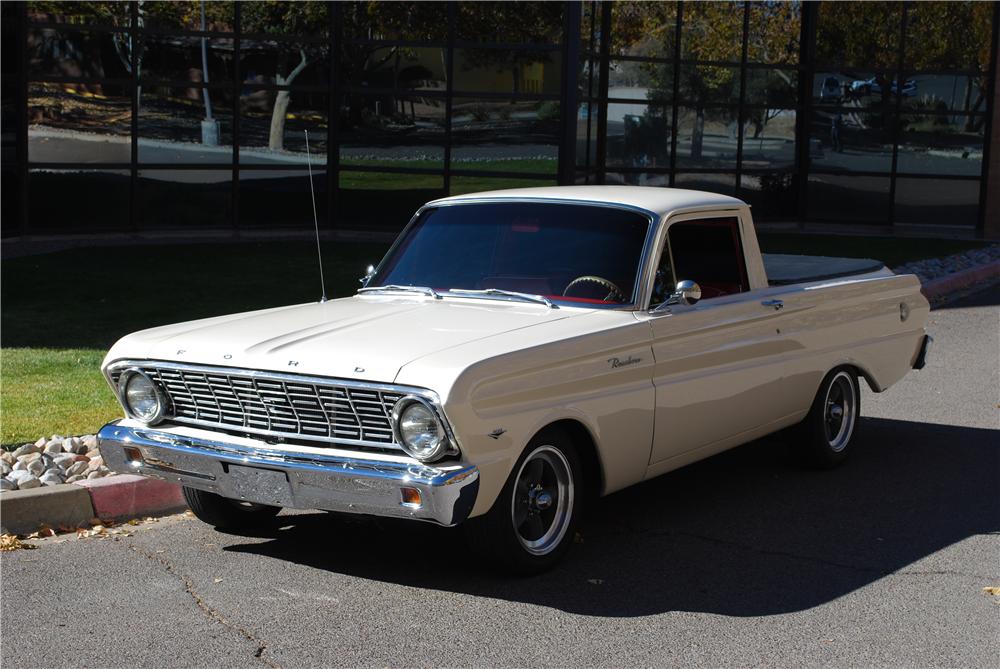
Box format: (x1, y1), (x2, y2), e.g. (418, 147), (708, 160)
(109, 363), (407, 450)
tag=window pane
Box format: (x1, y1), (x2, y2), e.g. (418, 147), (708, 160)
(676, 107), (739, 169)
(905, 1), (992, 73)
(606, 103), (671, 168)
(339, 93), (444, 169)
(681, 1), (744, 62)
(142, 36), (234, 85)
(137, 170), (232, 230)
(450, 175), (556, 195)
(139, 87), (234, 164)
(739, 172), (797, 219)
(456, 2), (563, 44)
(240, 170), (327, 228)
(28, 83), (131, 163)
(342, 2), (447, 42)
(240, 41), (330, 88)
(808, 109), (894, 173)
(901, 74), (987, 115)
(815, 1), (901, 68)
(337, 171), (443, 232)
(674, 173), (736, 195)
(1, 170), (20, 238)
(897, 114), (983, 177)
(741, 109), (796, 170)
(143, 2), (235, 32)
(454, 48), (561, 95)
(28, 169), (130, 232)
(812, 70), (900, 106)
(341, 46), (447, 91)
(609, 59), (673, 103)
(240, 89), (327, 165)
(894, 178), (980, 227)
(605, 172), (670, 187)
(239, 2), (328, 39)
(27, 1), (130, 28)
(28, 28), (131, 80)
(806, 174), (890, 223)
(745, 69), (797, 106)
(678, 64), (740, 105)
(747, 1), (800, 64)
(610, 1), (677, 58)
(451, 98), (559, 174)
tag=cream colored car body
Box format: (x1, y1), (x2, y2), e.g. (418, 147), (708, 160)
(101, 186), (929, 519)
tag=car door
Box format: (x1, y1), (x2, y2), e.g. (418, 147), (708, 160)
(642, 213), (793, 468)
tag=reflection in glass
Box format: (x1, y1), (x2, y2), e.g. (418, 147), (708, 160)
(451, 98), (558, 174)
(747, 2), (800, 64)
(339, 93), (444, 169)
(455, 48), (561, 96)
(576, 103), (599, 171)
(450, 176), (556, 195)
(808, 109), (894, 173)
(239, 2), (328, 39)
(681, 1), (743, 61)
(894, 178), (980, 227)
(27, 1), (131, 28)
(28, 168), (130, 231)
(139, 87), (233, 163)
(811, 71), (900, 107)
(745, 69), (797, 106)
(605, 172), (670, 187)
(28, 28), (132, 80)
(676, 106), (739, 169)
(610, 1), (676, 58)
(143, 2), (235, 33)
(807, 174), (890, 223)
(1, 170), (20, 238)
(342, 2), (447, 42)
(142, 36), (233, 84)
(815, 1), (901, 68)
(241, 89), (328, 164)
(739, 172), (797, 219)
(240, 170), (327, 228)
(608, 59), (673, 104)
(897, 115), (983, 177)
(674, 172), (737, 195)
(905, 1), (992, 73)
(678, 64), (740, 106)
(741, 110), (796, 170)
(606, 103), (671, 168)
(456, 2), (562, 44)
(902, 74), (987, 115)
(341, 46), (446, 92)
(337, 171), (443, 231)
(137, 169), (232, 229)
(28, 83), (131, 163)
(239, 40), (330, 89)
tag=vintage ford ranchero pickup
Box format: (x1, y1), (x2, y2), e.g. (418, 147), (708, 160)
(98, 186), (932, 573)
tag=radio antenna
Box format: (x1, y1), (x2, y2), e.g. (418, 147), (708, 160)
(304, 129), (327, 303)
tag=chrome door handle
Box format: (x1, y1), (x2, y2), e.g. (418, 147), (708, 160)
(761, 299), (784, 310)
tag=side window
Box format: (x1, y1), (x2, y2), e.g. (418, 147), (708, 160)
(667, 217), (749, 300)
(649, 240), (676, 308)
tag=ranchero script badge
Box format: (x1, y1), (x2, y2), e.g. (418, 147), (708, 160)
(608, 355), (642, 368)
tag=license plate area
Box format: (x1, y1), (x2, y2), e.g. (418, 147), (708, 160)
(225, 464), (293, 507)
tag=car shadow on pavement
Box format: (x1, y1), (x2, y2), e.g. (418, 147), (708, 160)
(224, 416), (999, 618)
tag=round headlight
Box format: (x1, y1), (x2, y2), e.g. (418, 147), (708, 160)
(391, 396), (447, 461)
(118, 370), (166, 425)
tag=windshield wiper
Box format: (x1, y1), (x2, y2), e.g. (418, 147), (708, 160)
(445, 288), (557, 309)
(357, 285), (442, 299)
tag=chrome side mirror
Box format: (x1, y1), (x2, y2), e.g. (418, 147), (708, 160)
(669, 279), (701, 306)
(359, 264), (375, 286)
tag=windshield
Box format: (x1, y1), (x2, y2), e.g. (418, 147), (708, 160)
(370, 202), (651, 306)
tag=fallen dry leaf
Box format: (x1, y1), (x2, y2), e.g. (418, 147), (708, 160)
(0, 534), (38, 551)
(984, 587), (1000, 596)
(214, 578), (224, 583)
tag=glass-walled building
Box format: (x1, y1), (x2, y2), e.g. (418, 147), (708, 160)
(3, 1), (998, 238)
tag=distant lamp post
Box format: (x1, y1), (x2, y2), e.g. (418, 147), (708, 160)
(200, 0), (219, 146)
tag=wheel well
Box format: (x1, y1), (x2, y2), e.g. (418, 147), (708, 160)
(541, 419), (604, 504)
(835, 363), (876, 392)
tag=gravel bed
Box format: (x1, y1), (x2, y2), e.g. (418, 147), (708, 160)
(1, 435), (114, 492)
(893, 245), (1000, 282)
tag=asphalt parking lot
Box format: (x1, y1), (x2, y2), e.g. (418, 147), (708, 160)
(2, 286), (998, 668)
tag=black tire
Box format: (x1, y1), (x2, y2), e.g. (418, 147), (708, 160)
(182, 486), (281, 530)
(464, 427), (583, 575)
(797, 367), (861, 469)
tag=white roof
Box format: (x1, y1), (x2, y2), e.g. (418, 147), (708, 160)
(431, 185), (746, 217)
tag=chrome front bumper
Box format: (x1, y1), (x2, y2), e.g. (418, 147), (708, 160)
(97, 422), (479, 526)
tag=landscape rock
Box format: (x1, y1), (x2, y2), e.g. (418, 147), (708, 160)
(86, 449), (100, 460)
(51, 454), (76, 469)
(0, 478), (16, 491)
(65, 461), (89, 477)
(87, 456), (104, 471)
(1, 461), (11, 476)
(82, 435), (98, 450)
(40, 472), (64, 486)
(43, 440), (64, 454)
(13, 474), (41, 490)
(13, 459), (28, 471)
(1, 451), (15, 465)
(35, 437), (48, 450)
(65, 474), (85, 483)
(86, 471), (103, 479)
(26, 458), (46, 476)
(12, 443), (41, 458)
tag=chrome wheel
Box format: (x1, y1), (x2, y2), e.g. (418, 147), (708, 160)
(823, 371), (857, 452)
(510, 445), (574, 556)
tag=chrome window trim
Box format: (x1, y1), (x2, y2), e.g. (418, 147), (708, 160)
(362, 198), (659, 311)
(103, 359), (461, 457)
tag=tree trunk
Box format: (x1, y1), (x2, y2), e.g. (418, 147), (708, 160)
(269, 90), (291, 150)
(691, 106), (704, 160)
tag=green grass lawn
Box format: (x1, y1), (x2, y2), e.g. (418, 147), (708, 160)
(0, 233), (990, 446)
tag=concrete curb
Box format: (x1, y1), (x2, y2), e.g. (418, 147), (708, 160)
(0, 475), (186, 536)
(920, 259), (1000, 302)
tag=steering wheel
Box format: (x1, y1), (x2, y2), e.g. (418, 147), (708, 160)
(563, 275), (625, 302)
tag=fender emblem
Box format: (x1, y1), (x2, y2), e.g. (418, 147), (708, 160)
(488, 428), (507, 440)
(608, 355), (641, 368)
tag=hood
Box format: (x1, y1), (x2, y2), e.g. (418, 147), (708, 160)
(104, 295), (590, 383)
